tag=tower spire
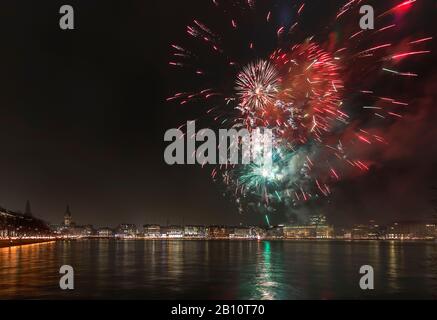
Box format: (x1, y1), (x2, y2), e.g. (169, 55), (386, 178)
(64, 205), (72, 227)
(25, 200), (32, 216)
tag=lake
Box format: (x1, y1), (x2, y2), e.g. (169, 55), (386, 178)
(1, 239), (437, 299)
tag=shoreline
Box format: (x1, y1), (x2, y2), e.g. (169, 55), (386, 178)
(58, 237), (437, 243)
(1, 238), (435, 248)
(0, 239), (55, 248)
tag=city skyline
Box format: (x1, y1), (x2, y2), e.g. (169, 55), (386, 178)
(3, 194), (437, 229)
(3, 199), (436, 235)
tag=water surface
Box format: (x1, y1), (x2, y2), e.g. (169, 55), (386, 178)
(1, 240), (437, 299)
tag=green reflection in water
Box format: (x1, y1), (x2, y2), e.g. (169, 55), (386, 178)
(242, 241), (285, 300)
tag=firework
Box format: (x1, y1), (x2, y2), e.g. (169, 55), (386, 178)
(235, 60), (280, 112)
(167, 0), (431, 224)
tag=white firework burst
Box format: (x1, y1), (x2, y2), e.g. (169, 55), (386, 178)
(235, 60), (280, 111)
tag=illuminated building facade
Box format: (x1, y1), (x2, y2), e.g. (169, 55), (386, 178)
(0, 205), (51, 238)
(265, 225), (284, 238)
(351, 225), (371, 239)
(184, 225), (207, 238)
(207, 226), (230, 239)
(283, 226), (314, 238)
(144, 224), (161, 238)
(97, 227), (114, 237)
(230, 227), (253, 239)
(115, 224), (137, 238)
(283, 214), (334, 239)
(387, 221), (436, 240)
(159, 225), (184, 238)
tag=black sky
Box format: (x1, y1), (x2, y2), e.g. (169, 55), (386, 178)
(0, 0), (436, 228)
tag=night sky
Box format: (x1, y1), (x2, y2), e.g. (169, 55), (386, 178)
(0, 0), (436, 228)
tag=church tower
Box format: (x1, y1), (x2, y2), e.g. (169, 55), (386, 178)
(64, 205), (72, 227)
(24, 200), (32, 216)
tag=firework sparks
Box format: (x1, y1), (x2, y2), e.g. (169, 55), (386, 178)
(235, 60), (280, 111)
(167, 0), (431, 224)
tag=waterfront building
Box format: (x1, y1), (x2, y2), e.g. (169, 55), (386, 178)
(284, 225), (315, 238)
(67, 226), (86, 237)
(144, 224), (161, 238)
(250, 226), (266, 239)
(387, 221), (436, 240)
(115, 224), (137, 238)
(349, 223), (387, 240)
(351, 225), (371, 239)
(82, 224), (95, 236)
(315, 225), (334, 239)
(207, 226), (230, 239)
(230, 227), (253, 239)
(160, 226), (169, 237)
(334, 228), (352, 239)
(167, 225), (184, 238)
(50, 224), (62, 235)
(265, 225), (284, 238)
(97, 227), (114, 237)
(368, 221), (387, 239)
(184, 225), (207, 238)
(0, 205), (51, 238)
(284, 224), (333, 239)
(159, 225), (184, 238)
